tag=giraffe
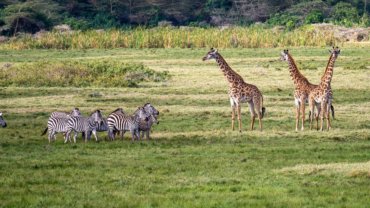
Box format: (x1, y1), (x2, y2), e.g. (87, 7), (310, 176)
(280, 49), (335, 131)
(308, 47), (340, 131)
(202, 48), (265, 132)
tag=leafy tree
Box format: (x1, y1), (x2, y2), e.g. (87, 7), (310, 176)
(0, 0), (61, 35)
(330, 2), (360, 26)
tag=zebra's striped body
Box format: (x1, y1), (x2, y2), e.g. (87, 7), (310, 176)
(0, 112), (7, 128)
(65, 110), (103, 143)
(50, 108), (81, 118)
(45, 117), (69, 143)
(139, 103), (159, 140)
(139, 114), (159, 140)
(107, 107), (149, 141)
(106, 108), (126, 140)
(42, 108), (82, 143)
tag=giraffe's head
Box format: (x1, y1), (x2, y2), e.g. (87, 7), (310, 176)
(202, 48), (219, 61)
(280, 49), (289, 61)
(329, 46), (341, 59)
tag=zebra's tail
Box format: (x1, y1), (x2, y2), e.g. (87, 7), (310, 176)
(331, 105), (335, 120)
(41, 127), (48, 136)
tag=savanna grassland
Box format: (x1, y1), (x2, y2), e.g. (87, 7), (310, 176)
(0, 46), (369, 207)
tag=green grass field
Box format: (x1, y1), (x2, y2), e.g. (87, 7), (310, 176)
(0, 47), (369, 207)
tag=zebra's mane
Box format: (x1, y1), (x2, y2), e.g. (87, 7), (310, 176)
(111, 108), (124, 114)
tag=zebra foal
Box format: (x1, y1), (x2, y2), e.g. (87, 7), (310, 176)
(65, 110), (104, 143)
(0, 112), (7, 128)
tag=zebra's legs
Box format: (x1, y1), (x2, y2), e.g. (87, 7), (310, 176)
(131, 130), (136, 141)
(73, 131), (78, 143)
(121, 130), (126, 140)
(65, 130), (71, 143)
(92, 130), (98, 142)
(146, 130), (150, 140)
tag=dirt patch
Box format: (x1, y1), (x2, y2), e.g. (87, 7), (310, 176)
(278, 161), (370, 177)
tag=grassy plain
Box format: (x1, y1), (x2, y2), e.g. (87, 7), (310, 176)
(0, 47), (369, 207)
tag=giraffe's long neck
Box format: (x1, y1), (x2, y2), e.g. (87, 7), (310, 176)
(287, 54), (309, 86)
(215, 54), (244, 85)
(319, 54), (337, 89)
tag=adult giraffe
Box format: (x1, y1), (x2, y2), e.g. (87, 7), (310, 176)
(280, 49), (335, 131)
(309, 47), (340, 131)
(202, 48), (265, 132)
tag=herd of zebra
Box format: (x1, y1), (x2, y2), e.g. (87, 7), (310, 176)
(40, 103), (159, 143)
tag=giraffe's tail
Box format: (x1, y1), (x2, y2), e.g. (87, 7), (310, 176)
(260, 96), (265, 119)
(331, 104), (335, 120)
(261, 107), (266, 119)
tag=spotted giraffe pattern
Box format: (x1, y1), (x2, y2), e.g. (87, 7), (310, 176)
(203, 48), (265, 132)
(308, 47), (340, 131)
(281, 50), (334, 131)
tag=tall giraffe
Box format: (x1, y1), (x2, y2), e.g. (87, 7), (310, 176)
(308, 47), (340, 131)
(281, 50), (335, 131)
(202, 48), (265, 132)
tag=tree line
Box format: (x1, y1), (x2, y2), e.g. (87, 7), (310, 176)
(0, 0), (368, 35)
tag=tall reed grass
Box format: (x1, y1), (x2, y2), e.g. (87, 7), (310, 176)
(1, 25), (339, 50)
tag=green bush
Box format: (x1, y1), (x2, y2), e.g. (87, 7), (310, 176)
(330, 2), (360, 26)
(305, 10), (324, 24)
(0, 61), (170, 87)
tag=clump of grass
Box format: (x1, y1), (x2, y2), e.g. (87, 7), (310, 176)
(0, 61), (170, 87)
(0, 26), (340, 50)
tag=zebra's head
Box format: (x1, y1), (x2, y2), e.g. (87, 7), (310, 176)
(90, 110), (104, 126)
(71, 108), (81, 117)
(143, 103), (159, 117)
(0, 112), (7, 128)
(150, 114), (159, 125)
(135, 107), (150, 121)
(202, 48), (219, 61)
(280, 49), (289, 61)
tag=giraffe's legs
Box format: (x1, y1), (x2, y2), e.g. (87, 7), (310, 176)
(300, 97), (305, 131)
(248, 101), (256, 131)
(320, 101), (326, 131)
(237, 104), (242, 132)
(308, 98), (315, 130)
(315, 102), (321, 131)
(230, 97), (236, 131)
(294, 98), (300, 131)
(326, 100), (332, 130)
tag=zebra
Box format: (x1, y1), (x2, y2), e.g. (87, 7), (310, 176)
(143, 103), (159, 118)
(138, 103), (159, 140)
(107, 107), (149, 141)
(0, 112), (7, 128)
(50, 108), (81, 118)
(106, 108), (126, 140)
(41, 108), (82, 143)
(65, 110), (104, 143)
(138, 114), (159, 140)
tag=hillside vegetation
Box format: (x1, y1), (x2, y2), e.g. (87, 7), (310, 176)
(0, 0), (369, 36)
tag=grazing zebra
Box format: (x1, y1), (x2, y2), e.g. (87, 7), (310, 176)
(0, 112), (7, 128)
(138, 114), (159, 140)
(65, 110), (104, 143)
(41, 108), (82, 143)
(107, 107), (149, 141)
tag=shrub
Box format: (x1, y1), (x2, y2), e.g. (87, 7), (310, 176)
(330, 2), (360, 27)
(0, 61), (170, 87)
